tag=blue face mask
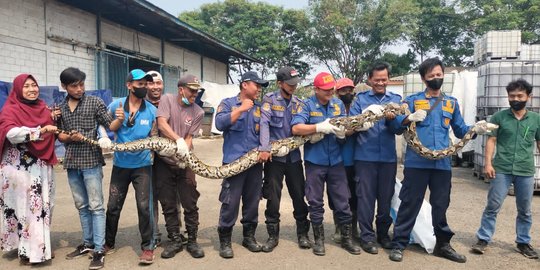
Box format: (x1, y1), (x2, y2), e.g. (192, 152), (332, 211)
(181, 91), (191, 106)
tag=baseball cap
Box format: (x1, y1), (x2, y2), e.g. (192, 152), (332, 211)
(241, 71), (269, 87)
(178, 74), (202, 90)
(276, 66), (301, 85)
(313, 72), (335, 90)
(335, 78), (355, 90)
(126, 69), (153, 82)
(146, 70), (163, 82)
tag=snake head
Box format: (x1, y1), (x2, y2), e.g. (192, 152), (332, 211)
(486, 123), (499, 132)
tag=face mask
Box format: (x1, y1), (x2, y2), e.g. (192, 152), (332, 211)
(181, 90), (191, 106)
(426, 78), (444, 90)
(339, 93), (354, 104)
(509, 100), (527, 111)
(132, 86), (147, 99)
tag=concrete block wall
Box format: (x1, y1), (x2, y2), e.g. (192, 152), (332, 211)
(0, 0), (231, 90)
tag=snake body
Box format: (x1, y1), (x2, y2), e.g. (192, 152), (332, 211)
(65, 103), (496, 179)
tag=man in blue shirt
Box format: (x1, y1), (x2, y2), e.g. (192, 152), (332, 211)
(214, 71), (269, 259)
(388, 58), (489, 263)
(349, 63), (403, 254)
(291, 72), (361, 256)
(104, 69), (158, 265)
(259, 67), (311, 252)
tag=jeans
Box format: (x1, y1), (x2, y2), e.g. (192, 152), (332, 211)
(67, 166), (106, 252)
(476, 173), (534, 244)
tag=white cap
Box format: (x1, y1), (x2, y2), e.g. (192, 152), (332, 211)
(146, 70), (162, 81)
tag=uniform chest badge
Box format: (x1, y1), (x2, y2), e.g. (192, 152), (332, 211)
(414, 99), (430, 110)
(254, 107), (261, 117)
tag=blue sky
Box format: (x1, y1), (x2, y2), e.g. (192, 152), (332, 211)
(147, 0), (309, 17)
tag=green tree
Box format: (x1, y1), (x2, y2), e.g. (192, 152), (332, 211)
(179, 0), (311, 81)
(376, 50), (417, 76)
(305, 0), (419, 84)
(460, 0), (540, 44)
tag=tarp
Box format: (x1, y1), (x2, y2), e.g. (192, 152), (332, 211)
(449, 70), (478, 155)
(0, 81), (12, 111)
(200, 81), (240, 134)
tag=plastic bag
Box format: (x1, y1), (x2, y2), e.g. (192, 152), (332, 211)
(390, 179), (436, 253)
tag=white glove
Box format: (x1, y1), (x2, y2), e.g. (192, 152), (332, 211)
(98, 137), (112, 149)
(158, 145), (176, 157)
(355, 122), (374, 132)
(472, 120), (499, 135)
(315, 118), (340, 134)
(176, 138), (189, 157)
(408, 110), (427, 122)
(335, 126), (346, 139)
(362, 104), (384, 115)
(274, 146), (289, 157)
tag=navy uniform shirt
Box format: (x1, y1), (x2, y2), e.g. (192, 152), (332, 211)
(215, 96), (263, 164)
(350, 90), (402, 163)
(259, 90), (303, 163)
(395, 91), (472, 170)
(291, 95), (346, 166)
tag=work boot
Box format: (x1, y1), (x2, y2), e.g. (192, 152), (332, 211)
(242, 223), (262, 252)
(331, 213), (341, 244)
(186, 227), (205, 258)
(340, 223), (362, 255)
(377, 234), (393, 250)
(312, 223), (325, 256)
(262, 223), (279, 252)
(296, 220), (312, 249)
(360, 240), (378, 254)
(351, 211), (360, 240)
(389, 248), (403, 262)
(217, 227), (234, 259)
(433, 241), (467, 263)
(161, 233), (183, 259)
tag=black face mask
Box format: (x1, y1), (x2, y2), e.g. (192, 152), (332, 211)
(339, 93), (354, 104)
(132, 86), (147, 99)
(509, 100), (527, 111)
(426, 78), (444, 90)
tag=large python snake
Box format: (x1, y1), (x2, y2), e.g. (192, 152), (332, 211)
(59, 103), (497, 179)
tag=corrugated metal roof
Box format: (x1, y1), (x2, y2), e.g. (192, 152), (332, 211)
(58, 0), (262, 64)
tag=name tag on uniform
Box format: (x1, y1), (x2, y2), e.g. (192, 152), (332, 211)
(272, 105), (285, 111)
(414, 99), (430, 110)
(310, 111), (323, 117)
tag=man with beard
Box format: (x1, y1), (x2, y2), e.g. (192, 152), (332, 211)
(349, 63), (402, 254)
(146, 70), (162, 107)
(104, 69), (158, 265)
(388, 58), (491, 263)
(57, 67), (116, 270)
(259, 67), (311, 252)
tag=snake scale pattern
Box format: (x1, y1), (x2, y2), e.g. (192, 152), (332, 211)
(62, 103), (495, 179)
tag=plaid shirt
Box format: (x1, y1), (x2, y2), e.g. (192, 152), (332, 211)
(58, 95), (113, 169)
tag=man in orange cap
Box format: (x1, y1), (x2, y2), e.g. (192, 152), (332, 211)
(291, 72), (361, 256)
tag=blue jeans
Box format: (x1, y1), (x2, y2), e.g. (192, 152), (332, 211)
(67, 166), (106, 252)
(476, 173), (534, 244)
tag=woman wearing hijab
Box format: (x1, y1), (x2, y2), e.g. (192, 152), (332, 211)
(0, 74), (58, 264)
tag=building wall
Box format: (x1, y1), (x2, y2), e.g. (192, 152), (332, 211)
(0, 0), (229, 90)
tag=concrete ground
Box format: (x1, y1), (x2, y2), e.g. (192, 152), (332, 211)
(2, 137), (539, 269)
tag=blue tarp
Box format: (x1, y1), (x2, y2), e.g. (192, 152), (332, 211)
(0, 81), (12, 111)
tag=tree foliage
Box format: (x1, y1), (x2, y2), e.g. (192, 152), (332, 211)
(179, 0), (310, 81)
(377, 50), (417, 76)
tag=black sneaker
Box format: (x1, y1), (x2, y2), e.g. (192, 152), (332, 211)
(471, 239), (488, 254)
(517, 243), (539, 259)
(66, 243), (94, 260)
(89, 251), (105, 270)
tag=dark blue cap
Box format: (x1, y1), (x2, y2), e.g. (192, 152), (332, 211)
(241, 71), (269, 87)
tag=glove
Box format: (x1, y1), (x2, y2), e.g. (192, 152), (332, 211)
(335, 126), (346, 139)
(176, 138), (189, 157)
(362, 104), (384, 115)
(355, 122), (374, 132)
(408, 110), (427, 122)
(158, 145), (176, 157)
(98, 137), (112, 149)
(274, 146), (289, 157)
(472, 120), (499, 135)
(315, 118), (340, 134)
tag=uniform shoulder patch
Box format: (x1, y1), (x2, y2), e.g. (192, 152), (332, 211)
(262, 102), (271, 111)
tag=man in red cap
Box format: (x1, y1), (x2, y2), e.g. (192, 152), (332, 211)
(291, 72), (361, 256)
